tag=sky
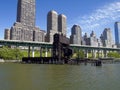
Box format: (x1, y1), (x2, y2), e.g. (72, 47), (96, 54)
(0, 0), (120, 40)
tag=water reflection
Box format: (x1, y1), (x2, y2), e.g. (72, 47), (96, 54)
(0, 64), (120, 90)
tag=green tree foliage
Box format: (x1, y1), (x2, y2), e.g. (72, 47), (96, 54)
(0, 46), (52, 60)
(108, 52), (120, 58)
(78, 50), (85, 59)
(71, 49), (85, 59)
(0, 46), (23, 60)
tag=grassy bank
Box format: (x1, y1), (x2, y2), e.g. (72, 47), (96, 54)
(0, 46), (51, 60)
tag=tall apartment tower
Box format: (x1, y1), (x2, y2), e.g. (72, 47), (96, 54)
(4, 29), (10, 40)
(115, 22), (120, 48)
(70, 25), (82, 45)
(58, 14), (67, 36)
(46, 10), (58, 43)
(7, 0), (45, 42)
(17, 0), (35, 26)
(46, 10), (67, 43)
(89, 31), (98, 47)
(101, 28), (113, 47)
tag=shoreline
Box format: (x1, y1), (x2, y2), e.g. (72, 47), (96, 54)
(1, 58), (120, 64)
(0, 59), (21, 63)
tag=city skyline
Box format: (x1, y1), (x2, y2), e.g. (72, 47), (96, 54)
(0, 0), (120, 39)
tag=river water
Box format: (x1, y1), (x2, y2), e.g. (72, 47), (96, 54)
(0, 63), (120, 90)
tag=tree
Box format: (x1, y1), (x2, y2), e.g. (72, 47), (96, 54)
(108, 52), (120, 58)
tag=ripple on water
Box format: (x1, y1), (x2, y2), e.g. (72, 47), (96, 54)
(0, 64), (120, 90)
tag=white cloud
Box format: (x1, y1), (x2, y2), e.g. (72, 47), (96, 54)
(68, 1), (120, 37)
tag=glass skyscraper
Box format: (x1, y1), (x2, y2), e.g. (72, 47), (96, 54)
(115, 22), (120, 48)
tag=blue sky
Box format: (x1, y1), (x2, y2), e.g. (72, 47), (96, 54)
(0, 0), (120, 40)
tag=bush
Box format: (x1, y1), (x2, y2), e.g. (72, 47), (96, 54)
(0, 46), (24, 60)
(108, 52), (120, 58)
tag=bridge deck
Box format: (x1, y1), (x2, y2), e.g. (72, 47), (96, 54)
(0, 40), (120, 51)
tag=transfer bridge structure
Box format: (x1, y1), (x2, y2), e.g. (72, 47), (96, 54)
(0, 39), (120, 58)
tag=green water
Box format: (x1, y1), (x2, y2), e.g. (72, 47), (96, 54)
(0, 63), (120, 90)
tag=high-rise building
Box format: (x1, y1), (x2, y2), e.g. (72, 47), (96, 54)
(17, 0), (35, 26)
(4, 29), (10, 40)
(10, 22), (34, 41)
(70, 25), (82, 45)
(100, 34), (104, 47)
(90, 31), (96, 37)
(82, 31), (98, 47)
(82, 33), (88, 45)
(7, 0), (45, 42)
(100, 28), (113, 47)
(89, 31), (98, 47)
(46, 10), (58, 42)
(58, 14), (67, 36)
(46, 10), (67, 43)
(47, 10), (58, 33)
(46, 10), (58, 43)
(115, 22), (120, 48)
